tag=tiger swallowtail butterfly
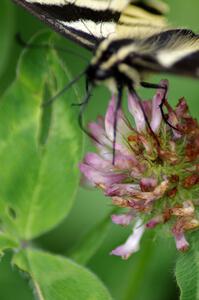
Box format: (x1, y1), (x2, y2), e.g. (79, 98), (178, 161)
(12, 0), (199, 161)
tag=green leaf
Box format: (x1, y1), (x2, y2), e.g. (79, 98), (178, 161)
(13, 249), (112, 300)
(69, 214), (112, 265)
(0, 31), (83, 240)
(0, 0), (15, 78)
(0, 232), (18, 256)
(175, 232), (199, 300)
(0, 0), (16, 95)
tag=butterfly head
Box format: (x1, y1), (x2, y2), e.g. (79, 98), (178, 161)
(86, 42), (116, 82)
(86, 38), (141, 90)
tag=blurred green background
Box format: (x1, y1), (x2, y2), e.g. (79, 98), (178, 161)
(0, 1), (198, 299)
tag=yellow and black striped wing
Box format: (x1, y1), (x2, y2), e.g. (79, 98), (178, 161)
(130, 29), (199, 78)
(117, 0), (168, 39)
(13, 0), (168, 50)
(13, 0), (128, 50)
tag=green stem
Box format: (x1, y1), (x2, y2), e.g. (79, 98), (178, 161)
(123, 232), (155, 300)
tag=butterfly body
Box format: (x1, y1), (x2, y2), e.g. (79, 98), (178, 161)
(87, 30), (199, 93)
(11, 0), (199, 163)
(13, 0), (199, 89)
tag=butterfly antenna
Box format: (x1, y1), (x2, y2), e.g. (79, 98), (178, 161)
(43, 70), (86, 107)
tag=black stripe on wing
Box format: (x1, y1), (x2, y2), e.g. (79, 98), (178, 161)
(13, 0), (102, 50)
(130, 0), (168, 16)
(131, 1), (162, 15)
(142, 51), (199, 78)
(129, 29), (199, 78)
(145, 29), (199, 47)
(169, 51), (199, 77)
(32, 3), (120, 23)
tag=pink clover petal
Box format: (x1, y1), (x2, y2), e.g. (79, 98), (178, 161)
(79, 163), (127, 187)
(150, 91), (164, 133)
(84, 151), (137, 173)
(106, 180), (169, 202)
(105, 96), (132, 141)
(146, 215), (163, 228)
(111, 212), (135, 226)
(140, 177), (158, 192)
(105, 96), (117, 142)
(84, 153), (111, 170)
(144, 180), (169, 204)
(88, 122), (112, 147)
(114, 153), (140, 170)
(95, 144), (137, 168)
(106, 183), (140, 197)
(96, 145), (131, 165)
(167, 111), (182, 139)
(168, 106), (182, 140)
(111, 219), (145, 259)
(173, 232), (189, 252)
(130, 170), (143, 179)
(128, 93), (146, 132)
(129, 200), (146, 211)
(142, 100), (152, 119)
(88, 121), (104, 138)
(104, 97), (132, 154)
(96, 144), (113, 160)
(130, 162), (146, 179)
(150, 79), (168, 133)
(175, 98), (189, 118)
(138, 135), (153, 154)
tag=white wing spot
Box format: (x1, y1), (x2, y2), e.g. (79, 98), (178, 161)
(61, 20), (115, 38)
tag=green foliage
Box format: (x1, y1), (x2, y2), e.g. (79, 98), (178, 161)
(13, 249), (112, 300)
(0, 30), (113, 300)
(0, 1), (198, 299)
(69, 213), (113, 265)
(176, 232), (199, 300)
(0, 32), (82, 240)
(0, 233), (18, 256)
(0, 0), (15, 80)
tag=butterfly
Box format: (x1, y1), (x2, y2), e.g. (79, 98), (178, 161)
(12, 0), (199, 161)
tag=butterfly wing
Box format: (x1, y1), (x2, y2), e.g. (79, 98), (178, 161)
(130, 29), (199, 78)
(13, 0), (169, 50)
(130, 0), (169, 16)
(13, 0), (133, 50)
(116, 0), (168, 39)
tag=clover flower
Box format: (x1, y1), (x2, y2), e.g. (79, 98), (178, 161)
(80, 80), (199, 259)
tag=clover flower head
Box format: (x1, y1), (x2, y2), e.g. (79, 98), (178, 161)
(80, 80), (199, 259)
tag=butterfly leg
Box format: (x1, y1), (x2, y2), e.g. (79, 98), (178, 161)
(129, 87), (160, 147)
(112, 84), (123, 165)
(140, 81), (179, 131)
(72, 77), (93, 107)
(78, 84), (92, 133)
(140, 81), (164, 89)
(43, 71), (86, 107)
(77, 84), (100, 145)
